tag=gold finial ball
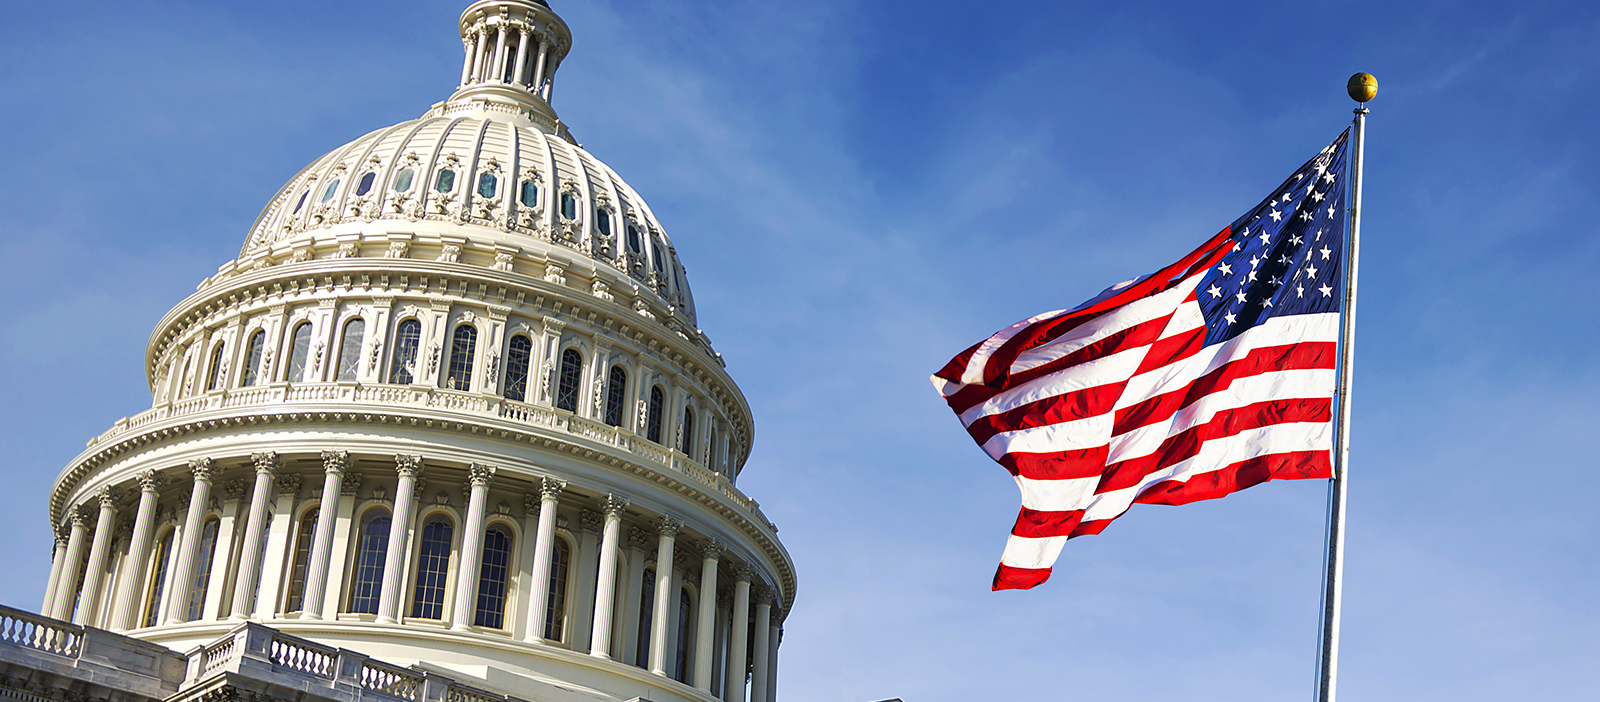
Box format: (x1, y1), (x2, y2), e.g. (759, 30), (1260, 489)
(1347, 73), (1378, 103)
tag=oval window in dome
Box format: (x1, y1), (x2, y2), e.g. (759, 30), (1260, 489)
(477, 172), (498, 199)
(595, 209), (611, 237)
(560, 192), (576, 220)
(393, 168), (415, 193)
(626, 224), (642, 253)
(292, 190), (309, 214)
(355, 172), (376, 196)
(518, 181), (538, 208)
(435, 169), (456, 193)
(320, 178), (341, 204)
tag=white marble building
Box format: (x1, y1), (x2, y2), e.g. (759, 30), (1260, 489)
(32, 3), (793, 702)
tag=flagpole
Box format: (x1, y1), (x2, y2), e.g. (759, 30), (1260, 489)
(1317, 72), (1375, 702)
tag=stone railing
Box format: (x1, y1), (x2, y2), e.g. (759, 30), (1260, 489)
(183, 622), (534, 702)
(88, 382), (768, 526)
(0, 604), (186, 700)
(0, 606), (81, 657)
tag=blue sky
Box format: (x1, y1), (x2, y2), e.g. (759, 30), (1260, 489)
(2, 0), (1598, 700)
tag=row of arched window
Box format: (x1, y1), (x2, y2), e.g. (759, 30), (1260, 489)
(183, 316), (726, 467)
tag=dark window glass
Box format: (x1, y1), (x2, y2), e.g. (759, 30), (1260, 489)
(410, 516), (453, 619)
(434, 169), (456, 193)
(680, 406), (695, 456)
(519, 181), (539, 208)
(347, 508), (391, 614)
(560, 192), (576, 220)
(504, 335), (533, 402)
(286, 322), (313, 382)
(502, 50), (517, 83)
(636, 569), (655, 667)
(205, 342), (226, 391)
(240, 330), (265, 387)
(710, 427), (720, 472)
(555, 349), (582, 412)
(651, 239), (666, 273)
(393, 168), (415, 193)
(626, 224), (642, 253)
(285, 511), (319, 612)
(675, 589), (692, 681)
(320, 178), (341, 204)
(292, 191), (308, 214)
(185, 518), (220, 621)
(473, 526), (514, 628)
(336, 318), (365, 381)
(604, 366), (627, 427)
(355, 172), (376, 196)
(446, 325), (477, 390)
(596, 209), (611, 237)
(141, 531), (173, 628)
(647, 386), (665, 443)
(389, 319), (422, 384)
(477, 172), (498, 199)
(543, 538), (570, 640)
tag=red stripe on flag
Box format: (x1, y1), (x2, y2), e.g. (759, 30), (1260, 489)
(993, 564), (1053, 591)
(1134, 325), (1205, 375)
(964, 382), (1126, 447)
(1112, 341), (1336, 437)
(1009, 506), (1086, 539)
(1000, 446), (1110, 480)
(1133, 450), (1331, 506)
(1096, 397), (1332, 494)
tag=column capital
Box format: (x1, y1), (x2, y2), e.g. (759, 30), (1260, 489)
(251, 451), (283, 475)
(579, 509), (603, 534)
(467, 463), (497, 487)
(136, 470), (163, 494)
(627, 526), (654, 551)
(275, 473), (303, 494)
(752, 588), (775, 608)
(602, 494), (630, 519)
(701, 538), (724, 561)
(321, 450), (350, 476)
(68, 506), (93, 528)
(732, 562), (755, 583)
(340, 473), (365, 497)
(95, 486), (118, 510)
(222, 479), (250, 502)
(539, 476), (567, 500)
(54, 524), (71, 546)
(188, 457), (217, 483)
(654, 514), (682, 537)
(394, 454), (424, 478)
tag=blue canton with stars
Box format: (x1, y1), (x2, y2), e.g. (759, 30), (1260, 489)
(1197, 130), (1349, 346)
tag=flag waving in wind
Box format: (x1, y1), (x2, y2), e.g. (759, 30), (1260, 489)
(933, 131), (1351, 591)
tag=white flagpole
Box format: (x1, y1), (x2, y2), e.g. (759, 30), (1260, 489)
(1317, 73), (1374, 702)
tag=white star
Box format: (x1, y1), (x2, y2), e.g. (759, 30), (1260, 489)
(1269, 209), (1282, 222)
(1247, 269), (1258, 282)
(1320, 246), (1332, 260)
(1224, 312), (1237, 325)
(1311, 190), (1325, 202)
(1218, 262), (1233, 276)
(1296, 284), (1305, 297)
(1269, 275), (1282, 286)
(1300, 210), (1314, 222)
(1290, 234), (1303, 246)
(1207, 284), (1223, 299)
(1261, 297), (1273, 308)
(1294, 173), (1304, 181)
(1319, 284), (1334, 297)
(1306, 263), (1319, 277)
(1278, 255), (1291, 265)
(1258, 230), (1271, 245)
(1232, 241), (1242, 252)
(1315, 229), (1324, 241)
(1323, 171), (1336, 183)
(1236, 290), (1248, 304)
(1328, 205), (1337, 218)
(1249, 255), (1260, 268)
(1281, 193), (1293, 204)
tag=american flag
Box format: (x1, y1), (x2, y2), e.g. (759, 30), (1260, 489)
(933, 131), (1350, 590)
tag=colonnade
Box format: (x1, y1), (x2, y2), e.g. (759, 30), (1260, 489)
(460, 18), (560, 101)
(43, 453), (784, 701)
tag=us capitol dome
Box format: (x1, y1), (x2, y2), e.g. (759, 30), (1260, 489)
(20, 3), (794, 702)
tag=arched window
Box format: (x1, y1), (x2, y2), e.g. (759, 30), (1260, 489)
(410, 516), (453, 619)
(285, 510), (319, 612)
(674, 588), (693, 682)
(285, 322), (313, 383)
(504, 335), (533, 402)
(604, 366), (627, 427)
(389, 319), (422, 385)
(709, 427), (721, 472)
(205, 342), (226, 391)
(559, 191), (577, 220)
(336, 318), (365, 381)
(473, 525), (514, 628)
(646, 386), (665, 443)
(347, 508), (391, 614)
(636, 568), (655, 667)
(185, 518), (220, 621)
(446, 324), (477, 390)
(239, 330), (265, 387)
(555, 348), (582, 412)
(543, 538), (570, 641)
(679, 405), (696, 457)
(141, 530), (174, 628)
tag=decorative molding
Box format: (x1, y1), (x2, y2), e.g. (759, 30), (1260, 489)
(578, 509), (603, 534)
(188, 457), (217, 483)
(701, 538), (724, 562)
(394, 454), (423, 478)
(339, 472), (363, 497)
(602, 493), (630, 519)
(136, 469), (163, 494)
(539, 476), (567, 500)
(467, 462), (497, 487)
(321, 450), (349, 476)
(221, 479), (249, 501)
(274, 474), (302, 494)
(655, 515), (682, 538)
(251, 451), (282, 475)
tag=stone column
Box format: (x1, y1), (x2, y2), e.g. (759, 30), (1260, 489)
(648, 516), (683, 674)
(202, 480), (248, 620)
(459, 35), (475, 86)
(491, 25), (509, 82)
(377, 455), (423, 623)
(712, 593), (730, 699)
(512, 28), (531, 85)
(51, 510), (91, 620)
(230, 454), (280, 619)
(110, 472), (161, 630)
(766, 625), (781, 702)
(41, 527), (69, 616)
(724, 566), (753, 702)
(523, 477), (566, 641)
(74, 489), (120, 625)
(255, 474), (301, 618)
(162, 458), (216, 624)
(570, 510), (601, 651)
(450, 463), (496, 630)
(469, 28), (487, 83)
(588, 494), (629, 658)
(531, 38), (550, 93)
(750, 590), (774, 702)
(299, 451), (347, 620)
(693, 539), (724, 690)
(622, 527), (650, 665)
